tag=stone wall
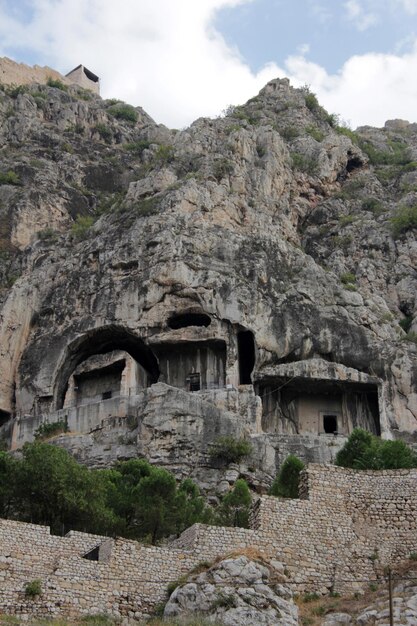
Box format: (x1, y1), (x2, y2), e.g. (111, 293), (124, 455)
(1, 465), (417, 621)
(0, 57), (72, 88)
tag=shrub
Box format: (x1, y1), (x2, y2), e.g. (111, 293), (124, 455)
(341, 272), (356, 286)
(46, 77), (68, 91)
(270, 455), (305, 498)
(153, 144), (174, 165)
(0, 170), (20, 186)
(359, 138), (412, 166)
(335, 429), (374, 468)
(335, 428), (417, 469)
(280, 126), (300, 141)
(25, 579), (42, 597)
(399, 316), (413, 333)
(124, 140), (151, 155)
(211, 592), (238, 609)
(338, 215), (355, 226)
(209, 436), (252, 464)
(34, 420), (68, 440)
(291, 152), (317, 175)
(216, 479), (251, 527)
(301, 86), (319, 112)
(335, 124), (359, 144)
(93, 124), (113, 144)
(362, 197), (384, 215)
(134, 196), (160, 216)
(4, 84), (29, 98)
(71, 215), (95, 239)
(391, 204), (417, 237)
(107, 104), (138, 123)
(213, 158), (234, 181)
(305, 125), (325, 142)
(404, 331), (417, 344)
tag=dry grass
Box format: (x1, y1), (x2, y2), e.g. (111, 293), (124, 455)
(297, 560), (417, 626)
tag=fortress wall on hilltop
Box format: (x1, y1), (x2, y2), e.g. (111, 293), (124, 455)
(0, 57), (72, 88)
(1, 465), (417, 620)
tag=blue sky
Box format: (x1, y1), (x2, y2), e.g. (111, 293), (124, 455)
(215, 0), (417, 73)
(1, 0), (417, 128)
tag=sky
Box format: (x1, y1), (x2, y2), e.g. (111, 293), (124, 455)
(1, 0), (417, 129)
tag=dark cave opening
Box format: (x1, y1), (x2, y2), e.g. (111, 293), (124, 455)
(323, 414), (338, 434)
(346, 156), (364, 173)
(238, 330), (256, 385)
(55, 326), (159, 410)
(256, 377), (381, 436)
(168, 312), (211, 329)
(0, 409), (11, 427)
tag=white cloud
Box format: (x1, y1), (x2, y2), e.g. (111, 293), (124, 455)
(0, 0), (417, 129)
(397, 0), (417, 13)
(344, 0), (378, 31)
(0, 0), (281, 127)
(284, 44), (417, 128)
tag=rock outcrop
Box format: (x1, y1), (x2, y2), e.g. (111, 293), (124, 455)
(164, 555), (298, 626)
(0, 65), (416, 489)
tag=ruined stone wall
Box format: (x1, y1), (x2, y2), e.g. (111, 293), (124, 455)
(1, 465), (417, 621)
(0, 57), (72, 88)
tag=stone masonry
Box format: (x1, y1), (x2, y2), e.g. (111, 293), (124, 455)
(1, 465), (416, 621)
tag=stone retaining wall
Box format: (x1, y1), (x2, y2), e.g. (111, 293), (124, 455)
(1, 465), (416, 621)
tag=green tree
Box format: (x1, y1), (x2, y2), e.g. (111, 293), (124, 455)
(270, 455), (305, 499)
(15, 443), (118, 535)
(176, 478), (213, 531)
(0, 451), (18, 517)
(216, 479), (251, 528)
(335, 429), (417, 470)
(134, 466), (178, 543)
(335, 429), (374, 468)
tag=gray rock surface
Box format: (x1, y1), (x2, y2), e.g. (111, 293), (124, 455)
(0, 72), (416, 487)
(164, 555), (298, 625)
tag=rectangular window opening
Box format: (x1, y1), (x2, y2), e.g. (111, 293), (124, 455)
(323, 414), (338, 434)
(188, 373), (201, 392)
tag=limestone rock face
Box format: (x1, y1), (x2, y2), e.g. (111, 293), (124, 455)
(164, 555), (298, 626)
(0, 72), (416, 484)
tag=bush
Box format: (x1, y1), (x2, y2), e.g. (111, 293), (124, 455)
(213, 158), (234, 181)
(291, 152), (317, 175)
(391, 205), (417, 237)
(153, 144), (175, 166)
(305, 125), (325, 142)
(399, 316), (413, 333)
(209, 436), (252, 464)
(34, 420), (68, 440)
(46, 77), (68, 91)
(270, 455), (305, 498)
(335, 428), (417, 469)
(0, 170), (20, 186)
(216, 479), (251, 527)
(37, 228), (58, 243)
(94, 124), (113, 144)
(107, 104), (138, 123)
(341, 272), (356, 286)
(25, 579), (42, 597)
(279, 126), (300, 141)
(359, 138), (412, 166)
(301, 87), (319, 112)
(124, 140), (151, 155)
(335, 124), (359, 144)
(362, 197), (384, 215)
(71, 215), (95, 239)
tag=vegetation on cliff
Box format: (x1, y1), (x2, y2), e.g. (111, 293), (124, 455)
(335, 428), (417, 470)
(0, 443), (253, 541)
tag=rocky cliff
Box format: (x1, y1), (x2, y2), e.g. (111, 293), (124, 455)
(0, 62), (416, 489)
